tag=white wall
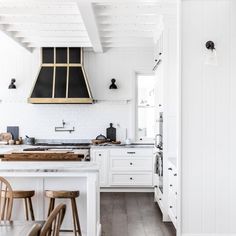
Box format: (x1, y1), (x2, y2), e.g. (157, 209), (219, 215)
(181, 0), (236, 235)
(0, 32), (153, 141)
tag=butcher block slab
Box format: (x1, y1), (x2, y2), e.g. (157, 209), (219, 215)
(3, 151), (84, 161)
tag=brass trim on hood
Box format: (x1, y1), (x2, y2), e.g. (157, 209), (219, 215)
(28, 97), (93, 104)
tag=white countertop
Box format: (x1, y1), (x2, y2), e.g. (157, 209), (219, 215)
(91, 144), (154, 149)
(0, 161), (99, 172)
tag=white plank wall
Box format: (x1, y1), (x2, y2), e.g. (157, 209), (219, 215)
(181, 0), (236, 235)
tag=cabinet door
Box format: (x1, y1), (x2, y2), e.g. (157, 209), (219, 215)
(93, 150), (109, 187)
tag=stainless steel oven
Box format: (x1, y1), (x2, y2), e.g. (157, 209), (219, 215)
(155, 151), (163, 193)
(154, 112), (163, 150)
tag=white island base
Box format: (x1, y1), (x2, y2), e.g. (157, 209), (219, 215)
(0, 162), (101, 236)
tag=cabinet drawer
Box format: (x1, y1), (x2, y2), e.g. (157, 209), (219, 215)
(110, 157), (153, 171)
(110, 148), (153, 157)
(109, 173), (153, 186)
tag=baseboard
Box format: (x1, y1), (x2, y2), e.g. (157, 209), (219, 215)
(97, 223), (102, 236)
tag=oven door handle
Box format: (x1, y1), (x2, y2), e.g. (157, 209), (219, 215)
(155, 134), (162, 147)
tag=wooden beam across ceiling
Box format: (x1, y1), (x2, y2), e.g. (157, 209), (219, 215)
(76, 1), (103, 53)
(0, 24), (32, 52)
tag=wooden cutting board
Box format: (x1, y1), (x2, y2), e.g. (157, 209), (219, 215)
(3, 152), (84, 161)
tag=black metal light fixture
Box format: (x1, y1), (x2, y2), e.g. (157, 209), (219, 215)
(206, 41), (215, 51)
(109, 78), (117, 89)
(8, 78), (16, 89)
(205, 40), (218, 66)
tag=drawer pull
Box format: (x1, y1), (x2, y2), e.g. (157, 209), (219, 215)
(130, 177), (133, 180)
(130, 162), (133, 165)
(127, 152), (136, 154)
(168, 168), (172, 171)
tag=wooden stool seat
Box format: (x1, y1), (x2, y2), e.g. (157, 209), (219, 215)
(11, 190), (35, 221)
(45, 190), (79, 199)
(12, 190), (35, 199)
(45, 190), (82, 236)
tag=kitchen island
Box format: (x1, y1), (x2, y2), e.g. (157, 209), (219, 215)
(0, 161), (100, 236)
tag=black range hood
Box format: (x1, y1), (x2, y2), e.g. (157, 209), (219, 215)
(28, 47), (93, 104)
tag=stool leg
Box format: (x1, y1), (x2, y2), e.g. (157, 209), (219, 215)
(24, 198), (29, 221)
(28, 197), (35, 221)
(71, 198), (82, 236)
(47, 198), (55, 217)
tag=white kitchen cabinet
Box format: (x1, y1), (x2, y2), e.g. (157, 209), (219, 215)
(91, 147), (154, 189)
(110, 172), (153, 186)
(168, 160), (178, 228)
(91, 149), (109, 187)
(110, 157), (153, 171)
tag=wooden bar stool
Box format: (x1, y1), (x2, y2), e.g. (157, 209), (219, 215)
(11, 190), (35, 221)
(45, 190), (82, 236)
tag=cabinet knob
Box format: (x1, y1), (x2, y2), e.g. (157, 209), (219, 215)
(159, 198), (162, 201)
(99, 154), (101, 156)
(174, 173), (177, 176)
(170, 184), (173, 187)
(130, 177), (133, 180)
(168, 168), (172, 171)
(170, 206), (173, 209)
(154, 185), (157, 188)
(130, 162), (133, 165)
(175, 216), (177, 219)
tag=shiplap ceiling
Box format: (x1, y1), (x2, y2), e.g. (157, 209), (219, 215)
(0, 0), (175, 52)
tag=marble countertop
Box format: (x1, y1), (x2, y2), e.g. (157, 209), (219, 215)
(0, 161), (99, 172)
(91, 144), (154, 149)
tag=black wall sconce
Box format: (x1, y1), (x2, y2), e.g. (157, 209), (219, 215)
(205, 40), (218, 66)
(206, 41), (215, 51)
(8, 78), (16, 89)
(109, 78), (118, 89)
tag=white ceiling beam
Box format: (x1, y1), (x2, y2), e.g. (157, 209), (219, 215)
(0, 6), (79, 15)
(27, 42), (92, 48)
(0, 24), (32, 52)
(102, 42), (154, 48)
(21, 37), (91, 43)
(0, 15), (84, 24)
(0, 0), (76, 4)
(101, 37), (153, 43)
(100, 31), (154, 38)
(99, 24), (156, 31)
(77, 1), (103, 53)
(96, 17), (159, 25)
(5, 23), (86, 31)
(14, 30), (89, 38)
(94, 6), (161, 16)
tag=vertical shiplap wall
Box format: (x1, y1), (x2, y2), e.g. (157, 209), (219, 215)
(182, 0), (236, 235)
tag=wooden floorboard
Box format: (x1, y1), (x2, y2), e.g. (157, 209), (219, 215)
(100, 192), (176, 236)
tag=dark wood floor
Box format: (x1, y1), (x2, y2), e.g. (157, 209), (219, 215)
(100, 192), (176, 236)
